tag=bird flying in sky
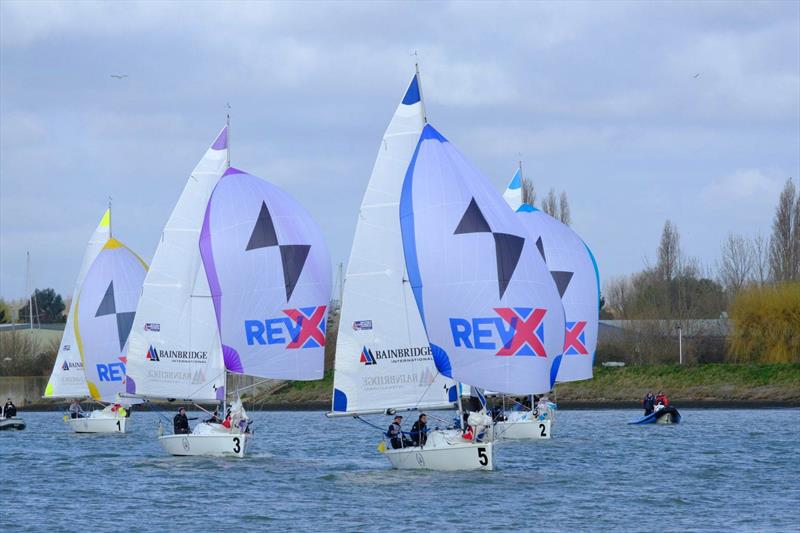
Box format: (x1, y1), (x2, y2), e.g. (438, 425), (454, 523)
(110, 74), (128, 79)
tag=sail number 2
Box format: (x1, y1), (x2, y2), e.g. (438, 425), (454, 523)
(477, 447), (488, 466)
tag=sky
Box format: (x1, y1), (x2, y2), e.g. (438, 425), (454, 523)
(1, 0), (798, 300)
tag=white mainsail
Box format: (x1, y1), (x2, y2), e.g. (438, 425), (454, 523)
(44, 209), (110, 398)
(331, 73), (456, 415)
(125, 127), (228, 401)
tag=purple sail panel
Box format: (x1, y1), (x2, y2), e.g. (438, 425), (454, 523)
(199, 168), (332, 380)
(399, 124), (565, 395)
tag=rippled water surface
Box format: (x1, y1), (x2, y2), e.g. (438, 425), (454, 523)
(1, 408), (798, 532)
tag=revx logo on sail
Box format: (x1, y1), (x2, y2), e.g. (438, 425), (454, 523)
(449, 307), (547, 357)
(244, 306), (327, 349)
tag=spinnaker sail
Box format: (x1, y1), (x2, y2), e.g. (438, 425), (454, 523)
(44, 209), (110, 398)
(331, 74), (456, 415)
(126, 127), (229, 401)
(399, 124), (565, 395)
(199, 167), (332, 380)
(503, 172), (599, 382)
(75, 238), (148, 402)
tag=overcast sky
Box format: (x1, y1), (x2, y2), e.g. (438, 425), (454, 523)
(1, 1), (798, 300)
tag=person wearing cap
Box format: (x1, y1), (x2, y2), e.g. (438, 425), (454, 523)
(387, 415), (412, 449)
(173, 407), (196, 435)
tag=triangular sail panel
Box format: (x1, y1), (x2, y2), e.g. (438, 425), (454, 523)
(45, 208), (110, 398)
(399, 124), (565, 395)
(126, 127), (228, 402)
(199, 167), (331, 380)
(331, 74), (456, 415)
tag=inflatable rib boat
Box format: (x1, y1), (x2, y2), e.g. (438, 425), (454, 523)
(628, 406), (681, 425)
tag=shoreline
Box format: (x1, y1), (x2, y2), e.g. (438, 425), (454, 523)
(15, 399), (800, 412)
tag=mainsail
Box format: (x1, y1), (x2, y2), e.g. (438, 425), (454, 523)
(331, 74), (456, 415)
(400, 124), (565, 395)
(503, 173), (599, 382)
(126, 127), (228, 401)
(44, 209), (110, 398)
(199, 167), (332, 380)
(75, 238), (148, 402)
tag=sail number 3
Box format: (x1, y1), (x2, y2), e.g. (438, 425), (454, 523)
(233, 437), (241, 454)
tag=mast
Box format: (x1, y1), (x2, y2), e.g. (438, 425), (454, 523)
(414, 59), (428, 125)
(108, 196), (113, 238)
(222, 113), (231, 414)
(226, 112), (231, 170)
(26, 252), (33, 333)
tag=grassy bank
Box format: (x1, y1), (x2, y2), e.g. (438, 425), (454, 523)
(257, 364), (800, 405)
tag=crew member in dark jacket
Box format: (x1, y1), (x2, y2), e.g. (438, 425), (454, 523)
(643, 392), (655, 415)
(387, 415), (412, 449)
(173, 407), (196, 434)
(410, 413), (428, 447)
(3, 399), (17, 418)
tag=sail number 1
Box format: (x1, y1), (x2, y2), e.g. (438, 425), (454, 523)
(477, 447), (488, 466)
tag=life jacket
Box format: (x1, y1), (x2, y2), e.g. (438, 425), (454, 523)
(463, 426), (474, 441)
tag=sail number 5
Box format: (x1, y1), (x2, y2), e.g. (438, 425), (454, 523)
(477, 447), (488, 466)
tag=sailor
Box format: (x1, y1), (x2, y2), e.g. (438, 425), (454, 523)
(68, 399), (84, 419)
(173, 407), (195, 434)
(205, 410), (222, 424)
(410, 413), (428, 447)
(655, 392), (669, 407)
(3, 399), (17, 418)
(387, 415), (411, 449)
(643, 392), (655, 415)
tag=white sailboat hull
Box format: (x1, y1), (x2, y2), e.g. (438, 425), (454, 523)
(159, 423), (250, 458)
(494, 418), (551, 440)
(383, 430), (493, 471)
(68, 415), (128, 434)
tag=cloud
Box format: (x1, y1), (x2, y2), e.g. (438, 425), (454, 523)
(700, 169), (785, 211)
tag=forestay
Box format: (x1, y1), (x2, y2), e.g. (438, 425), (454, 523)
(45, 209), (110, 398)
(75, 238), (148, 402)
(400, 124), (565, 395)
(331, 74), (456, 415)
(506, 192), (599, 383)
(126, 127), (228, 401)
(199, 167), (331, 380)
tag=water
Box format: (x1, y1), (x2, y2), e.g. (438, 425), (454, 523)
(2, 408), (798, 532)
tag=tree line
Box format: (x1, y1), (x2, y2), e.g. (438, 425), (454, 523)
(602, 177), (799, 364)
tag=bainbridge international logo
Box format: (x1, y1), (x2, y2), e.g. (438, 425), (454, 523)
(144, 323), (161, 332)
(360, 346), (377, 365)
(62, 361), (69, 371)
(146, 345), (160, 362)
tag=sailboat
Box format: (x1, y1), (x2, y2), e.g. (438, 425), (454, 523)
(127, 125), (331, 458)
(125, 126), (234, 456)
(328, 72), (464, 468)
(44, 209), (109, 409)
(70, 220), (149, 433)
(491, 165), (600, 440)
(330, 71), (564, 471)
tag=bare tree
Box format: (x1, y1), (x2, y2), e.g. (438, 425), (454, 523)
(752, 232), (769, 285)
(521, 176), (536, 207)
(604, 276), (632, 318)
(718, 233), (754, 294)
(769, 177), (799, 281)
(558, 191), (571, 226)
(542, 188), (558, 218)
(656, 220), (681, 282)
